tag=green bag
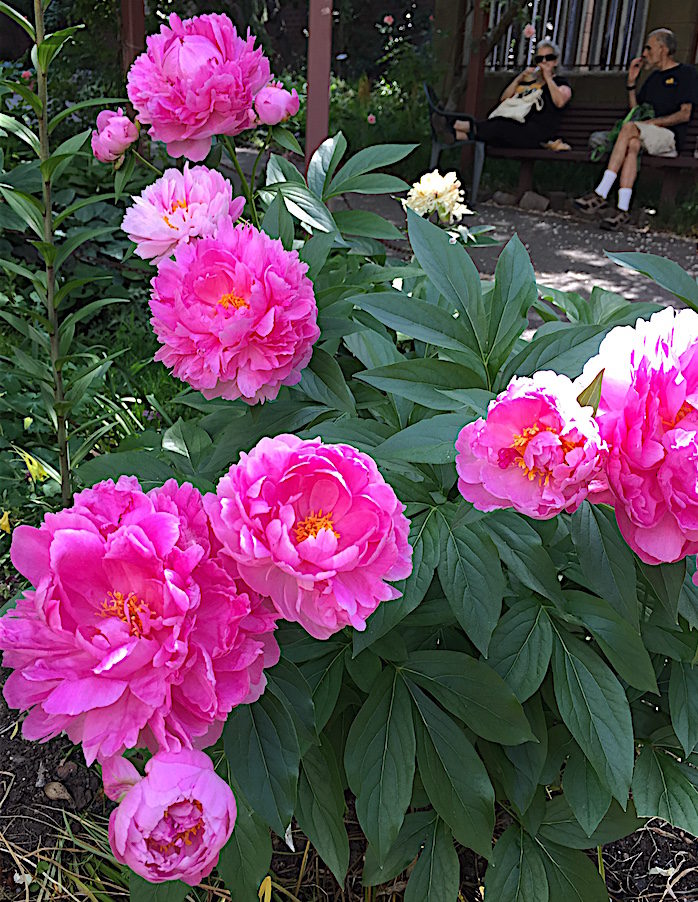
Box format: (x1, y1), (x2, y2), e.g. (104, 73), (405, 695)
(589, 103), (655, 161)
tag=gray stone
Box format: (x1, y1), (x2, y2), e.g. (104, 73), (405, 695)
(547, 191), (567, 211)
(519, 190), (550, 212)
(492, 190), (518, 206)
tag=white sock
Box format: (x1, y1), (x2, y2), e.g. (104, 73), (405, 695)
(617, 188), (632, 212)
(595, 169), (617, 199)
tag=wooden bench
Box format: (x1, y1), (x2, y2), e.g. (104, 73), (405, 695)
(475, 104), (698, 207)
(426, 89), (698, 206)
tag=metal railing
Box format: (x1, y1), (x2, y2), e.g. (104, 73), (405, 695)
(486, 0), (649, 71)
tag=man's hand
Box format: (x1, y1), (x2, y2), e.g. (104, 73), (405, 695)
(628, 57), (643, 83)
(539, 60), (557, 81)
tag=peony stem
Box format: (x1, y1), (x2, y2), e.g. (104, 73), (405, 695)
(34, 0), (71, 506)
(222, 135), (259, 228)
(250, 128), (272, 200)
(132, 150), (162, 175)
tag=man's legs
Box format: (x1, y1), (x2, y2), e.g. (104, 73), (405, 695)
(618, 136), (641, 209)
(575, 122), (639, 215)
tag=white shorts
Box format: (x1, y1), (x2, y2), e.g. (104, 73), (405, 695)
(635, 122), (677, 157)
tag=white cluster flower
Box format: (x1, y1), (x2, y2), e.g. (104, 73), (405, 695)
(403, 170), (473, 224)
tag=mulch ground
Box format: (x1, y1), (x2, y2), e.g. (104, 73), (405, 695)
(1, 678), (696, 902)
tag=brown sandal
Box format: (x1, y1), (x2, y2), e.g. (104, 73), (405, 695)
(600, 209), (631, 231)
(574, 191), (608, 214)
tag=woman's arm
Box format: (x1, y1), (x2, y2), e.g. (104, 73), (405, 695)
(541, 67), (572, 108)
(500, 69), (531, 101)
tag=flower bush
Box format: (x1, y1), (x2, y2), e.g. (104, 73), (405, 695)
(3, 5), (698, 902)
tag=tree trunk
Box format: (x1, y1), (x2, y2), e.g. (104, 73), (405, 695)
(445, 0), (530, 110)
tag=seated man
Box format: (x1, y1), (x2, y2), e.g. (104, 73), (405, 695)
(575, 29), (698, 231)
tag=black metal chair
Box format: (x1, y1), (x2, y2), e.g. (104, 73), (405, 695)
(424, 83), (485, 203)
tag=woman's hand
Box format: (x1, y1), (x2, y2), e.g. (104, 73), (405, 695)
(539, 60), (557, 81)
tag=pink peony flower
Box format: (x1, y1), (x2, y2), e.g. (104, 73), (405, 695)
(456, 371), (607, 519)
(523, 24), (536, 39)
(254, 81), (300, 125)
(577, 308), (698, 564)
(121, 164), (245, 264)
(383, 15), (394, 25)
(91, 108), (139, 164)
(127, 13), (271, 161)
(0, 477), (279, 764)
(367, 113), (377, 124)
(204, 434), (412, 640)
(105, 750), (236, 885)
(149, 219), (319, 404)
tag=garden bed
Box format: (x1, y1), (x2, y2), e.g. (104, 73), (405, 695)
(2, 677), (697, 902)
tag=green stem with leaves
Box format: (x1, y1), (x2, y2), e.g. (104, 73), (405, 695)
(34, 0), (71, 505)
(222, 135), (259, 228)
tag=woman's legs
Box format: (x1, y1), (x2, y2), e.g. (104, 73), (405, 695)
(456, 117), (544, 148)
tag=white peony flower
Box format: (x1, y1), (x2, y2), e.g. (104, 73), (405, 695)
(403, 170), (473, 224)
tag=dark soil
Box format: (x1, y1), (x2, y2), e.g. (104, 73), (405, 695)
(0, 677), (105, 901)
(271, 814), (698, 901)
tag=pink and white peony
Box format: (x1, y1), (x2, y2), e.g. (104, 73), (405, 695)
(577, 307), (698, 564)
(456, 371), (608, 519)
(204, 434), (413, 640)
(149, 219), (319, 404)
(0, 477), (279, 764)
(121, 164), (245, 264)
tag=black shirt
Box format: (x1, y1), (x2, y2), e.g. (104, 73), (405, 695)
(517, 75), (571, 139)
(637, 63), (698, 151)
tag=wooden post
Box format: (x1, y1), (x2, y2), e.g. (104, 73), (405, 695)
(121, 0), (145, 74)
(305, 0), (333, 168)
(463, 0), (488, 118)
(460, 0), (488, 185)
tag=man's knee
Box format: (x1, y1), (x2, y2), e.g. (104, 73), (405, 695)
(619, 122), (640, 140)
(627, 136), (642, 154)
(613, 122), (639, 150)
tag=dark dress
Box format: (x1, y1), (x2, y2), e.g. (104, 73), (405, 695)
(475, 74), (570, 148)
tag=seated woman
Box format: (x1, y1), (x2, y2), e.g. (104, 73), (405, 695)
(454, 41), (572, 147)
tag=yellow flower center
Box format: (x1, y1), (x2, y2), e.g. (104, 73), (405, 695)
(100, 590), (146, 637)
(218, 291), (248, 311)
(162, 198), (187, 229)
(294, 509), (340, 543)
(663, 400), (694, 431)
(505, 425), (579, 485)
(147, 800), (204, 854)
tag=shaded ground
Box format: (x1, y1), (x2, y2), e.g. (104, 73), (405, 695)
(340, 190), (698, 308)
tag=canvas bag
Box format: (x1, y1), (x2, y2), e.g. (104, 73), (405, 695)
(488, 87), (544, 123)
